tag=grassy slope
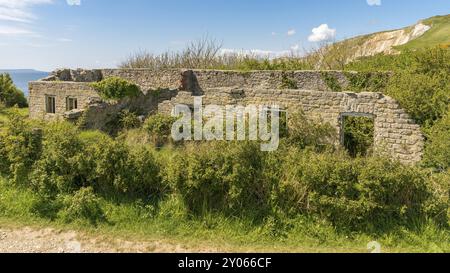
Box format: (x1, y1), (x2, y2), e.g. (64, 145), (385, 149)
(397, 15), (450, 50)
(329, 14), (450, 62)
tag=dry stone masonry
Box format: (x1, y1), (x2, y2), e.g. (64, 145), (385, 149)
(29, 68), (424, 164)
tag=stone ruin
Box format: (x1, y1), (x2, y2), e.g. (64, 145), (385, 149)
(28, 68), (424, 164)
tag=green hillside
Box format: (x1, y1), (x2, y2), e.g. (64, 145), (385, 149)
(397, 14), (450, 50)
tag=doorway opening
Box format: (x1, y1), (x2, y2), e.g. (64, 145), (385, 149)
(341, 113), (375, 157)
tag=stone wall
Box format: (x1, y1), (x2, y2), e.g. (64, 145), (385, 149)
(41, 68), (355, 91)
(28, 81), (99, 120)
(28, 68), (424, 163)
(159, 88), (424, 163)
(190, 70), (350, 92)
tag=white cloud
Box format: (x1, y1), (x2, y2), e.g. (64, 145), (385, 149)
(66, 0), (81, 6)
(308, 24), (336, 42)
(0, 25), (34, 35)
(0, 0), (52, 22)
(287, 29), (296, 36)
(0, 7), (35, 23)
(0, 0), (53, 8)
(367, 0), (381, 6)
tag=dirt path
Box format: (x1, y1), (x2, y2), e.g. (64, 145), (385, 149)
(0, 226), (220, 253)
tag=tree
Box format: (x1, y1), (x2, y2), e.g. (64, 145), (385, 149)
(0, 73), (28, 108)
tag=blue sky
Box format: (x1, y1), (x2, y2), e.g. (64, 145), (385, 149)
(0, 0), (448, 71)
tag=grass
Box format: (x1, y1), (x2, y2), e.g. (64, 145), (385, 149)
(0, 178), (449, 253)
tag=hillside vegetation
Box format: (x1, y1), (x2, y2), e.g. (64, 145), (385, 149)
(397, 15), (450, 51)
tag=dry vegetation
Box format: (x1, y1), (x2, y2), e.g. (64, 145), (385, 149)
(119, 37), (359, 71)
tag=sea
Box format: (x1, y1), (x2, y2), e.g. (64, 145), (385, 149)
(0, 69), (49, 97)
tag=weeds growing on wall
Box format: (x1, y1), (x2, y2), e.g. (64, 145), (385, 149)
(321, 72), (342, 92)
(343, 72), (389, 93)
(280, 73), (298, 89)
(90, 77), (141, 101)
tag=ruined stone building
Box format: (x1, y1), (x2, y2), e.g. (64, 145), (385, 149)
(28, 69), (424, 163)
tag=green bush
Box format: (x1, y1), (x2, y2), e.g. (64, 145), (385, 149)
(347, 47), (450, 127)
(426, 171), (450, 227)
(344, 72), (389, 93)
(286, 111), (336, 151)
(30, 122), (84, 197)
(277, 150), (438, 230)
(0, 73), (28, 108)
(356, 157), (432, 228)
(119, 109), (141, 130)
(58, 187), (105, 224)
(343, 116), (374, 157)
(386, 71), (448, 126)
(0, 112), (42, 184)
(90, 77), (141, 100)
(82, 136), (162, 199)
(423, 111), (450, 171)
(164, 142), (269, 216)
(27, 122), (163, 201)
(143, 114), (177, 146)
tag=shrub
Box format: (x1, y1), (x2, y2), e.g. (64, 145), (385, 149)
(125, 146), (163, 198)
(344, 72), (389, 93)
(0, 112), (42, 183)
(425, 171), (450, 227)
(58, 187), (105, 225)
(321, 72), (342, 92)
(30, 122), (84, 197)
(0, 73), (28, 108)
(423, 111), (450, 171)
(143, 114), (177, 146)
(343, 116), (374, 157)
(286, 111), (336, 151)
(164, 142), (268, 216)
(119, 109), (141, 130)
(277, 150), (438, 230)
(386, 71), (448, 126)
(90, 77), (141, 100)
(346, 47), (450, 127)
(356, 157), (432, 228)
(82, 137), (162, 199)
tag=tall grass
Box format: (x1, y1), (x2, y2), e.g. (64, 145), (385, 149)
(120, 37), (244, 70)
(119, 37), (356, 71)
